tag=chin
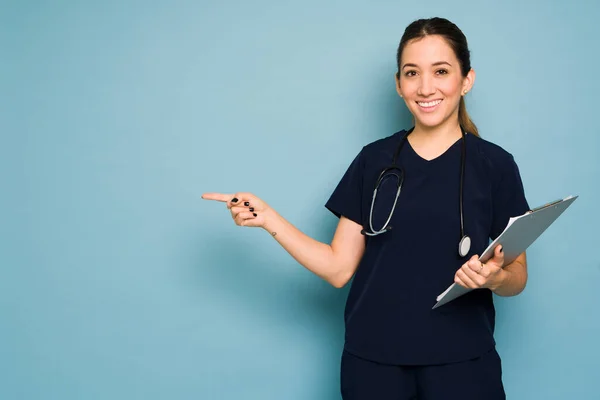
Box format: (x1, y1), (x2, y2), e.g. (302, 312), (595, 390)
(414, 115), (447, 129)
(410, 107), (457, 130)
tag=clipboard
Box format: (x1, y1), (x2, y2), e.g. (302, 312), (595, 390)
(432, 195), (579, 309)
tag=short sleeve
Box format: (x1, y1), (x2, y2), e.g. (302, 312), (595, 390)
(490, 154), (530, 240)
(324, 148), (365, 225)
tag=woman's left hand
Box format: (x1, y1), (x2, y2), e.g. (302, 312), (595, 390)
(454, 245), (504, 290)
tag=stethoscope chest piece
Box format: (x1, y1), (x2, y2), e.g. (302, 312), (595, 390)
(458, 235), (471, 258)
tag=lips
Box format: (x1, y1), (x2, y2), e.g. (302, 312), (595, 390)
(416, 99), (442, 112)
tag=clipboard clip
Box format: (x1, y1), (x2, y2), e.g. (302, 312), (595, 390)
(529, 198), (563, 213)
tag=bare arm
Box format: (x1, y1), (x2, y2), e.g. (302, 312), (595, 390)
(202, 192), (366, 288)
(262, 208), (365, 287)
(488, 252), (527, 296)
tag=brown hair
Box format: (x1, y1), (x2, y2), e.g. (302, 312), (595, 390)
(396, 17), (479, 137)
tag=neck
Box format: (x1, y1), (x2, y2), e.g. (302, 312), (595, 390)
(411, 118), (462, 144)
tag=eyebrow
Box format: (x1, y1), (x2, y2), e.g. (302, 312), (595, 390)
(402, 61), (452, 69)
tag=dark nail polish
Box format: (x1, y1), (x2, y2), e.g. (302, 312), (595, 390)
(249, 207), (254, 212)
(244, 201), (249, 206)
(253, 213), (257, 217)
(231, 197), (238, 203)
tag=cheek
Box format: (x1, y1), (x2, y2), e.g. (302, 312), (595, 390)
(399, 78), (418, 95)
(440, 79), (463, 97)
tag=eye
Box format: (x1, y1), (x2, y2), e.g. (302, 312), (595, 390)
(404, 70), (417, 77)
(436, 69), (449, 75)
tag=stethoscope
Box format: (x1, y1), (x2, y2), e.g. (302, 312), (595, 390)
(360, 126), (471, 258)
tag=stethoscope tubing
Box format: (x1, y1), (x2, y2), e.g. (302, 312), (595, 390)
(361, 126), (470, 257)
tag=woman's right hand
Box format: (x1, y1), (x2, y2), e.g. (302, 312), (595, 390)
(201, 192), (272, 229)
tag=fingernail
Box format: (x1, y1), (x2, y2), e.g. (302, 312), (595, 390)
(244, 201), (249, 206)
(231, 197), (238, 203)
(249, 207), (254, 212)
(253, 213), (257, 217)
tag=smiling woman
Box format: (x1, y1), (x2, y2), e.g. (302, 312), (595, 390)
(396, 18), (479, 142)
(203, 16), (529, 400)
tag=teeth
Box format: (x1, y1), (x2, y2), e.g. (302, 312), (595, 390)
(417, 100), (442, 107)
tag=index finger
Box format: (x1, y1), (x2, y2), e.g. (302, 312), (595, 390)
(201, 193), (233, 202)
(466, 257), (482, 272)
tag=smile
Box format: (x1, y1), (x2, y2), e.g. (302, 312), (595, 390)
(416, 99), (442, 112)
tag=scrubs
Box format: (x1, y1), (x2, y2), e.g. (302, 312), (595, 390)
(325, 129), (529, 399)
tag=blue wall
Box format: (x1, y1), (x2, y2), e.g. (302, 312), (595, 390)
(2, 1), (599, 399)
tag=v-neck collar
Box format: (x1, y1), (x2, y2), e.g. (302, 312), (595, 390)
(406, 133), (467, 164)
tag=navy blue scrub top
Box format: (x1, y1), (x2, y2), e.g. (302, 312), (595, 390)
(325, 129), (529, 366)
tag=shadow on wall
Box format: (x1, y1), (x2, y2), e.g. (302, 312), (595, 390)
(194, 213), (349, 398)
(197, 216), (349, 328)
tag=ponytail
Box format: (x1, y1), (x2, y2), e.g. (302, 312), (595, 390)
(459, 97), (479, 137)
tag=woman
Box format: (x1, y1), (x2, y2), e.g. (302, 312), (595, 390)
(203, 17), (529, 400)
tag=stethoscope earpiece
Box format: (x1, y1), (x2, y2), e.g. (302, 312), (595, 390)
(361, 224), (393, 237)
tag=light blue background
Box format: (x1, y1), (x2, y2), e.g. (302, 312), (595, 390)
(2, 1), (599, 399)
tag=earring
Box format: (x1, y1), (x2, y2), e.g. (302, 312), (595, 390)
(463, 90), (468, 95)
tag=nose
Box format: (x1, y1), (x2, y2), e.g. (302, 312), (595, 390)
(417, 75), (435, 97)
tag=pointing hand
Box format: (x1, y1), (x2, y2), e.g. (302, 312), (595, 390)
(201, 192), (271, 228)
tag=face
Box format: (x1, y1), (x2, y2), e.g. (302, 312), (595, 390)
(395, 35), (475, 130)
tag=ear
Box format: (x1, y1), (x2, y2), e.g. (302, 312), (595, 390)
(395, 72), (403, 98)
(462, 68), (476, 95)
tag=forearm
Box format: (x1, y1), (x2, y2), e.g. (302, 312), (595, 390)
(262, 208), (342, 286)
(489, 259), (528, 297)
